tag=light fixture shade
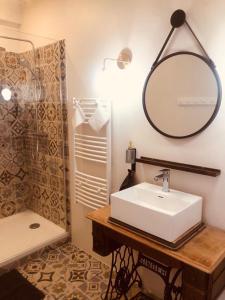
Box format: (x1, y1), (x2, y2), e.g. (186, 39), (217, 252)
(117, 48), (132, 69)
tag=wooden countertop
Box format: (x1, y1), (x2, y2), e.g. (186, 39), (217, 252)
(87, 205), (225, 274)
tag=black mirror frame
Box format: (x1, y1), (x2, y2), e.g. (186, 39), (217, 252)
(142, 51), (222, 139)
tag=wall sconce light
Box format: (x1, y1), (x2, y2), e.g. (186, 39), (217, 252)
(102, 48), (132, 71)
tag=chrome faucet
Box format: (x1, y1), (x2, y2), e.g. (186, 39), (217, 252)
(154, 169), (170, 192)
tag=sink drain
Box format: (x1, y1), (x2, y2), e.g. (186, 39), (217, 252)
(29, 223), (40, 229)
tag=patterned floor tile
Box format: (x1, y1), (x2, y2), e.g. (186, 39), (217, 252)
(17, 241), (109, 300)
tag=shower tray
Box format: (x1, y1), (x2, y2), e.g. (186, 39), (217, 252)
(0, 210), (68, 268)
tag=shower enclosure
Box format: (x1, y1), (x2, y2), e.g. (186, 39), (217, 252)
(0, 36), (69, 270)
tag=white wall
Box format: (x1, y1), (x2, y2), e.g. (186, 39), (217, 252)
(0, 0), (21, 51)
(0, 0), (23, 25)
(19, 0), (225, 297)
(0, 0), (37, 52)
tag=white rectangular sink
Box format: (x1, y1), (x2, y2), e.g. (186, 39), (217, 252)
(110, 182), (202, 242)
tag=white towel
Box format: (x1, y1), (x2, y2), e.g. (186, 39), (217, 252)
(73, 98), (86, 128)
(88, 102), (109, 132)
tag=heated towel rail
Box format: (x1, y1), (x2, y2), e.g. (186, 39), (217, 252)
(73, 98), (111, 210)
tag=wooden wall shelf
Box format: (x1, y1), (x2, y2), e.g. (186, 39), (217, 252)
(135, 156), (221, 177)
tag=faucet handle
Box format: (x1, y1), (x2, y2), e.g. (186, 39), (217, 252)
(160, 168), (170, 174)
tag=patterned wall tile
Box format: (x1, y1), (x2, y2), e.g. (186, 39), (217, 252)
(0, 49), (31, 218)
(25, 40), (70, 230)
(0, 40), (70, 231)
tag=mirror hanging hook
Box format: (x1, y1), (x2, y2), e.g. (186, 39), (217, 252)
(152, 9), (213, 68)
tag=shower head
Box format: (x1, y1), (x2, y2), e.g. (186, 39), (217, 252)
(19, 57), (29, 67)
(19, 56), (42, 101)
(19, 57), (36, 78)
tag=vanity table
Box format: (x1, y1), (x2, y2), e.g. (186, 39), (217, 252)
(87, 206), (225, 300)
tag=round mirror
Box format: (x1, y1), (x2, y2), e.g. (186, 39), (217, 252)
(143, 52), (222, 138)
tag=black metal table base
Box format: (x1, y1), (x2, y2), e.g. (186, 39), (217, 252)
(103, 246), (142, 300)
(103, 246), (182, 300)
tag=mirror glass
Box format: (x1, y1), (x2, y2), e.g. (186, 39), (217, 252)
(143, 52), (221, 138)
